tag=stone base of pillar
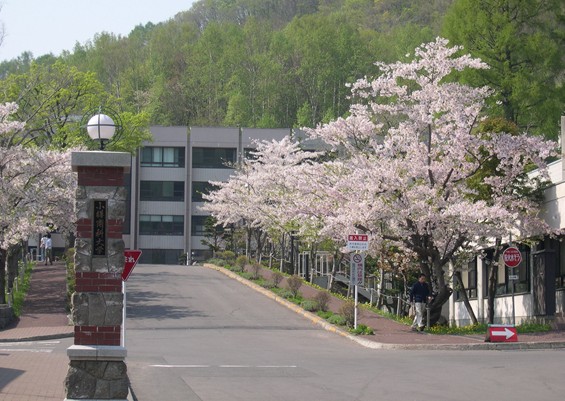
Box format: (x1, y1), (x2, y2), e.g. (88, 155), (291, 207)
(65, 345), (129, 400)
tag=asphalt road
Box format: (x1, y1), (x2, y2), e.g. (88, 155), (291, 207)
(124, 264), (565, 401)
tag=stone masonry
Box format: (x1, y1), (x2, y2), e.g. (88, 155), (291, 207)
(65, 151), (131, 401)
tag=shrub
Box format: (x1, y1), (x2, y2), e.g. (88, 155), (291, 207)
(300, 300), (318, 312)
(271, 271), (284, 288)
(260, 281), (275, 289)
(280, 289), (297, 300)
(239, 272), (254, 280)
(339, 300), (356, 327)
(327, 314), (347, 326)
(249, 262), (262, 280)
(317, 310), (334, 320)
(313, 290), (331, 312)
(234, 255), (248, 272)
(286, 275), (303, 298)
(217, 250), (236, 263)
(349, 324), (374, 336)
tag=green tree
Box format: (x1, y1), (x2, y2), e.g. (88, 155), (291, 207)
(0, 61), (150, 152)
(201, 216), (226, 255)
(443, 0), (565, 139)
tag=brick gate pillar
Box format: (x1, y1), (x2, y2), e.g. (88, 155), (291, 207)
(65, 151), (131, 401)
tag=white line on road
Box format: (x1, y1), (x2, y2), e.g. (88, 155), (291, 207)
(150, 364), (297, 369)
(0, 348), (53, 353)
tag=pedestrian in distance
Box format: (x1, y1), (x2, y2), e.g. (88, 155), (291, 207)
(410, 273), (431, 332)
(44, 233), (53, 265)
(40, 234), (47, 262)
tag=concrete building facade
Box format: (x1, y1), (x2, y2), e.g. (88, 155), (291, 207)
(124, 126), (291, 265)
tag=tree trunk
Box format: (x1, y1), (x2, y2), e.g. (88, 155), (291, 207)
(7, 244), (22, 291)
(428, 284), (453, 325)
(453, 270), (478, 325)
(0, 249), (6, 304)
(487, 239), (503, 324)
(487, 263), (498, 324)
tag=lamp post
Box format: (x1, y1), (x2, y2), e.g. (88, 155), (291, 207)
(65, 108), (131, 400)
(83, 107), (123, 150)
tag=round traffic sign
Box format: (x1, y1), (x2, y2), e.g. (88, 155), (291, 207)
(352, 254), (363, 263)
(502, 247), (522, 268)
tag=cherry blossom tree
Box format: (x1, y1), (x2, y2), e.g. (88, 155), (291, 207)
(202, 137), (325, 265)
(305, 38), (558, 323)
(0, 102), (75, 303)
(203, 38), (558, 325)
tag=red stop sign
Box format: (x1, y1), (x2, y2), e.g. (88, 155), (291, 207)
(502, 247), (522, 268)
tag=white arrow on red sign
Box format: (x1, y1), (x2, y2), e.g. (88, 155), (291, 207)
(491, 327), (516, 340)
(487, 325), (518, 342)
(122, 250), (142, 281)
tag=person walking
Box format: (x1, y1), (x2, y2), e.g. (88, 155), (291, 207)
(40, 234), (47, 262)
(410, 273), (431, 332)
(44, 233), (53, 265)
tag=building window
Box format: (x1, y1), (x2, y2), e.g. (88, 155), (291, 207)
(140, 181), (184, 202)
(192, 181), (217, 202)
(192, 147), (236, 169)
(139, 215), (184, 235)
(493, 246), (530, 296)
(558, 240), (565, 288)
(141, 147), (185, 167)
(468, 258), (477, 299)
(191, 215), (210, 236)
(454, 258), (477, 301)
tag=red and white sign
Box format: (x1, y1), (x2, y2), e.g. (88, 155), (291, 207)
(350, 253), (365, 286)
(486, 325), (518, 343)
(347, 234), (369, 251)
(503, 247), (522, 268)
(122, 250), (142, 281)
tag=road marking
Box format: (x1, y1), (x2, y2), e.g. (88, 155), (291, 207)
(150, 364), (297, 369)
(0, 348), (53, 353)
(151, 365), (210, 368)
(0, 340), (60, 353)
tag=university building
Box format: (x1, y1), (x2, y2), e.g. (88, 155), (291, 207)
(123, 126), (292, 264)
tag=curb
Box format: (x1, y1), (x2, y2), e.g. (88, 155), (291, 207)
(203, 264), (565, 351)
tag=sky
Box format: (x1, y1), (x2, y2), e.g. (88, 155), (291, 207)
(0, 0), (197, 62)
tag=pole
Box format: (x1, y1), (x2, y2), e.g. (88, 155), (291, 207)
(511, 267), (516, 326)
(354, 284), (358, 329)
(509, 233), (516, 326)
(122, 281), (126, 347)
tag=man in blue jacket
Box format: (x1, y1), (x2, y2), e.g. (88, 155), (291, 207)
(410, 273), (431, 331)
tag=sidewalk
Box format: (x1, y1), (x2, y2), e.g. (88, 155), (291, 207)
(0, 261), (73, 401)
(0, 261), (73, 342)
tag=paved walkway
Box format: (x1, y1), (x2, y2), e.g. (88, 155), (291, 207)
(0, 261), (72, 401)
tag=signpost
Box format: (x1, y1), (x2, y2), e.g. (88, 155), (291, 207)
(486, 324), (518, 342)
(122, 250), (142, 346)
(503, 246), (522, 326)
(122, 250), (142, 281)
(348, 234), (369, 329)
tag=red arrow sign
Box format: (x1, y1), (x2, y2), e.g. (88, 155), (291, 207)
(122, 250), (142, 281)
(486, 325), (518, 342)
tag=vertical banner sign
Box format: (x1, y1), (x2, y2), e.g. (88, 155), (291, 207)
(350, 253), (365, 286)
(93, 200), (107, 256)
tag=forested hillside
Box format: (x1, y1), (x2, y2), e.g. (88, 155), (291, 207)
(1, 0), (563, 139)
